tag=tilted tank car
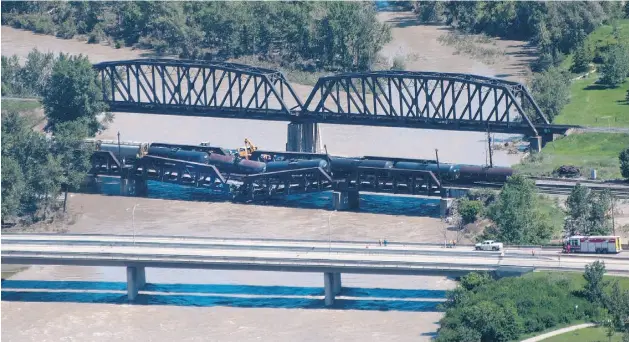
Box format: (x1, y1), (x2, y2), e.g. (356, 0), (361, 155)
(393, 162), (461, 182)
(265, 159), (329, 173)
(147, 146), (210, 164)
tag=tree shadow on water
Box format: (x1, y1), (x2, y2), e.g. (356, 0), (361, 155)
(1, 280), (446, 312)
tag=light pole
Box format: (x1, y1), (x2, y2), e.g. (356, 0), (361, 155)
(328, 210), (335, 254)
(127, 204), (139, 245)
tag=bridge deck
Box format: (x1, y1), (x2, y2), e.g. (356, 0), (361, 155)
(3, 234), (628, 276)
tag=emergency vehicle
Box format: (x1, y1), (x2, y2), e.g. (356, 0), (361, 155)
(563, 235), (623, 254)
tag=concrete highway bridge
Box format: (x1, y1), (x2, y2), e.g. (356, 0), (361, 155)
(3, 234), (628, 306)
(93, 59), (580, 153)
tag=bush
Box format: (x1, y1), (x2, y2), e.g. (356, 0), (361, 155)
(391, 55), (406, 70)
(436, 272), (598, 342)
(528, 67), (572, 122)
(56, 18), (77, 39)
(458, 198), (484, 224)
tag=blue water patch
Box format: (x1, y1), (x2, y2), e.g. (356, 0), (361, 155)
(89, 177), (441, 217)
(1, 280), (446, 312)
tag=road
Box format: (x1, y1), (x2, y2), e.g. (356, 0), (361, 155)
(3, 234), (629, 276)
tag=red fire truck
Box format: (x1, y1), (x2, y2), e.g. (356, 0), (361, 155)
(563, 235), (623, 254)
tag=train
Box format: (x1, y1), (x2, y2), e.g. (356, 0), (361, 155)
(91, 139), (515, 182)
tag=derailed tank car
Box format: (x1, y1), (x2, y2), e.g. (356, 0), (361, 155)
(147, 146), (210, 164)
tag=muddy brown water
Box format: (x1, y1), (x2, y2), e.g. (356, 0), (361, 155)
(2, 12), (533, 341)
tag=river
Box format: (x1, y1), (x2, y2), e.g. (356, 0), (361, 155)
(1, 10), (533, 341)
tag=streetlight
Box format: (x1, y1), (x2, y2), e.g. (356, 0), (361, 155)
(126, 204), (139, 245)
(328, 210), (335, 254)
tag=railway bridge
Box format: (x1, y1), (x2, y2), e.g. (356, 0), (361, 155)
(93, 59), (579, 153)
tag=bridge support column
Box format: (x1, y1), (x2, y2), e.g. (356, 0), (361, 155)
(332, 272), (342, 295)
(440, 198), (453, 218)
(332, 191), (359, 211)
(126, 266), (146, 301)
(134, 179), (148, 196)
(120, 178), (130, 196)
(529, 136), (542, 153)
(541, 133), (554, 147)
(286, 122), (319, 153)
(324, 272), (335, 306)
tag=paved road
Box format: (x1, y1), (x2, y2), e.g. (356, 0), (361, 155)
(4, 233), (626, 259)
(3, 234), (629, 276)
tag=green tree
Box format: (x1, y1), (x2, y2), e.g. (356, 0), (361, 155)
(42, 53), (110, 136)
(588, 190), (613, 236)
(1, 157), (25, 222)
(528, 67), (572, 122)
(571, 41), (593, 74)
(605, 281), (629, 330)
(600, 44), (629, 87)
(620, 148), (629, 180)
(584, 260), (607, 304)
(565, 183), (591, 236)
(486, 174), (555, 244)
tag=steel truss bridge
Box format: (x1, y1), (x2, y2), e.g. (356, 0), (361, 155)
(93, 59), (577, 137)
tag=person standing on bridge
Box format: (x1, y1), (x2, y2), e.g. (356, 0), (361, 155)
(383, 239), (388, 247)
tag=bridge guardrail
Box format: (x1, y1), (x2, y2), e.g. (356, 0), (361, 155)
(5, 248), (624, 272)
(1, 238), (556, 260)
(1, 233), (566, 251)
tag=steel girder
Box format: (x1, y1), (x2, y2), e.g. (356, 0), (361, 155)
(93, 59), (303, 120)
(302, 71), (549, 136)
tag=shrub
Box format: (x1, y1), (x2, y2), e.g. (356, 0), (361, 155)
(458, 198), (484, 224)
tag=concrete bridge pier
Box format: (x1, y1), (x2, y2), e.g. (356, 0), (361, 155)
(324, 272), (342, 306)
(440, 198), (453, 218)
(286, 122), (319, 153)
(529, 136), (542, 153)
(332, 191), (359, 211)
(126, 266), (146, 301)
(134, 179), (149, 196)
(332, 272), (342, 295)
(541, 133), (554, 147)
(120, 178), (130, 196)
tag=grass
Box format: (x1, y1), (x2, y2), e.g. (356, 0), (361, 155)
(560, 19), (629, 71)
(515, 133), (629, 180)
(516, 272), (629, 342)
(540, 327), (624, 342)
(1, 98), (42, 113)
(525, 272), (629, 291)
(553, 73), (629, 128)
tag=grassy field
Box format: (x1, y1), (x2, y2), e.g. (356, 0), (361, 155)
(554, 18), (629, 128)
(515, 133), (629, 180)
(525, 271), (629, 291)
(1, 98), (42, 113)
(553, 73), (629, 128)
(540, 327), (624, 342)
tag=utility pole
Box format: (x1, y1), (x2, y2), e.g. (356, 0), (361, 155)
(435, 148), (443, 187)
(611, 195), (616, 235)
(435, 148), (445, 200)
(117, 131), (122, 162)
(487, 127), (494, 168)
